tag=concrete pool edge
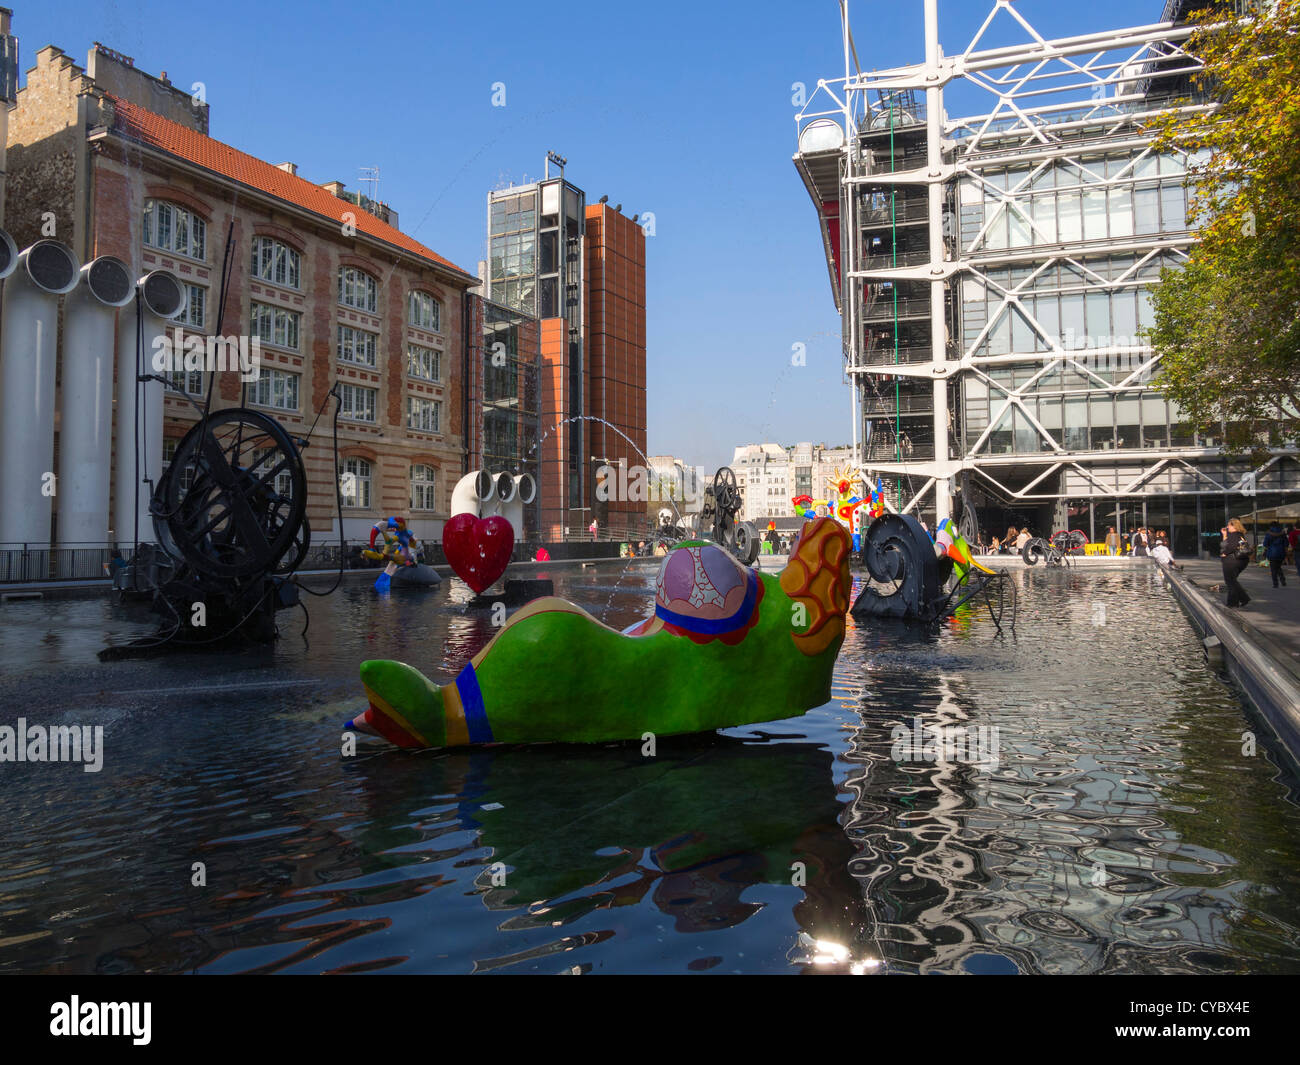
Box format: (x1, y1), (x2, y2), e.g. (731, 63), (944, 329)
(1159, 562), (1300, 767)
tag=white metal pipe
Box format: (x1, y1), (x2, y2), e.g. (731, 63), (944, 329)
(923, 0), (950, 522)
(58, 257), (134, 556)
(500, 473), (535, 539)
(0, 238), (79, 547)
(449, 469), (495, 518)
(113, 270), (186, 549)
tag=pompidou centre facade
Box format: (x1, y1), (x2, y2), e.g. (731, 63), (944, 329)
(794, 0), (1300, 556)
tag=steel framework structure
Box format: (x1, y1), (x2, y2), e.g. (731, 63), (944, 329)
(793, 0), (1300, 537)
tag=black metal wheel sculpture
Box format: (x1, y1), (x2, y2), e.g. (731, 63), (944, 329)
(711, 466), (741, 516)
(1022, 529), (1085, 567)
(851, 513), (946, 621)
(153, 408), (308, 579)
(701, 466), (759, 565)
(1054, 530), (1087, 555)
(1021, 536), (1053, 566)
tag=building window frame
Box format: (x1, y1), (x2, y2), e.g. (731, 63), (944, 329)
(410, 463), (437, 511)
(338, 324), (378, 367)
(338, 456), (372, 509)
(339, 383), (378, 423)
(251, 301), (301, 351)
(250, 236), (302, 289)
(181, 284), (206, 330)
(143, 199), (207, 261)
(407, 342), (441, 382)
(339, 266), (379, 313)
(408, 290), (441, 332)
(406, 395), (441, 434)
(249, 367), (301, 412)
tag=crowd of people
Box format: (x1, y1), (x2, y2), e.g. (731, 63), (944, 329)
(977, 523), (1182, 566)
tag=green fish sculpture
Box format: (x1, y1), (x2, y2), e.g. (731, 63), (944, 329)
(346, 516), (851, 748)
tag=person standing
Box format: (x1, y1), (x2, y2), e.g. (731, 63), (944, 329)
(1263, 522), (1289, 588)
(1133, 527), (1150, 557)
(1105, 526), (1119, 556)
(1220, 519), (1252, 608)
(589, 518), (599, 541)
(1289, 523), (1300, 578)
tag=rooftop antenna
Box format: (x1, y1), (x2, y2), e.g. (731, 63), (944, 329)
(545, 150), (567, 180)
(359, 166), (380, 205)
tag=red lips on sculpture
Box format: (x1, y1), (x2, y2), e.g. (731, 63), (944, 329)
(443, 513), (514, 594)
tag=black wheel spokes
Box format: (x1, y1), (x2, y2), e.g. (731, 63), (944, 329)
(160, 410), (307, 580)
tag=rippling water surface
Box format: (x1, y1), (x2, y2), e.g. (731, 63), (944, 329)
(1, 562), (1299, 974)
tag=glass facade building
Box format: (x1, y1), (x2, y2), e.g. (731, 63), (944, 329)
(794, 2), (1300, 555)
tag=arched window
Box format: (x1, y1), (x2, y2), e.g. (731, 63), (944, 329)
(410, 464), (437, 511)
(339, 266), (378, 312)
(143, 199), (207, 260)
(408, 290), (441, 332)
(251, 236), (301, 289)
(338, 456), (372, 508)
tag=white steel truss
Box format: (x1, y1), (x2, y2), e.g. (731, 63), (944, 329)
(788, 0), (1298, 527)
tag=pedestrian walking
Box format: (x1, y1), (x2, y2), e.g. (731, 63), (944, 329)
(1289, 523), (1300, 578)
(1263, 522), (1289, 587)
(1220, 518), (1253, 608)
(1133, 527), (1150, 557)
(1105, 526), (1119, 556)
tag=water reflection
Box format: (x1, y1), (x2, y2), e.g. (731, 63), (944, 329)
(835, 567), (1300, 974)
(1, 565), (1299, 973)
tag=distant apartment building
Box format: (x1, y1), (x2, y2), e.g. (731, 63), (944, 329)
(5, 42), (477, 545)
(485, 162), (647, 538)
(732, 444), (789, 523)
(733, 441), (858, 522)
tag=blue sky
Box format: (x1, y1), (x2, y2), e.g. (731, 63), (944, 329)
(26, 0), (1165, 471)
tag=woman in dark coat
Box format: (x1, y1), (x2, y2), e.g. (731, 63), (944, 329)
(1220, 518), (1252, 608)
(1132, 527), (1150, 557)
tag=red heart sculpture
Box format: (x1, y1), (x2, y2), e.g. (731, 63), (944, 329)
(443, 513), (514, 594)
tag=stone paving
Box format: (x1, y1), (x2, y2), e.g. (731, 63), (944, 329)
(1176, 557), (1300, 667)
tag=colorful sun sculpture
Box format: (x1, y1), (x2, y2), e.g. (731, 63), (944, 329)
(363, 517), (418, 591)
(791, 465), (874, 550)
(346, 517), (852, 748)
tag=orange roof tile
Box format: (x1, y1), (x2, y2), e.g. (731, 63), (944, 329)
(107, 95), (473, 280)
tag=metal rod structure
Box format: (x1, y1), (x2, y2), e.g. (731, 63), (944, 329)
(790, 1), (1293, 544)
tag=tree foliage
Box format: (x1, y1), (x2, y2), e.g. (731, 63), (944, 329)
(1147, 0), (1300, 451)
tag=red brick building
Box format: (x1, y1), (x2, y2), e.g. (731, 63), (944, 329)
(485, 172), (647, 540)
(5, 43), (477, 546)
(585, 202), (648, 534)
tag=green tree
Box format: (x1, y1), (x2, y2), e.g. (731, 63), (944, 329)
(1147, 0), (1300, 450)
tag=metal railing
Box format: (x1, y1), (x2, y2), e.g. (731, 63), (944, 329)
(862, 294), (931, 322)
(0, 544), (140, 583)
(860, 250), (932, 272)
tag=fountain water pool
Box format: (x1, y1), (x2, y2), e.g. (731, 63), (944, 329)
(0, 561), (1297, 973)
